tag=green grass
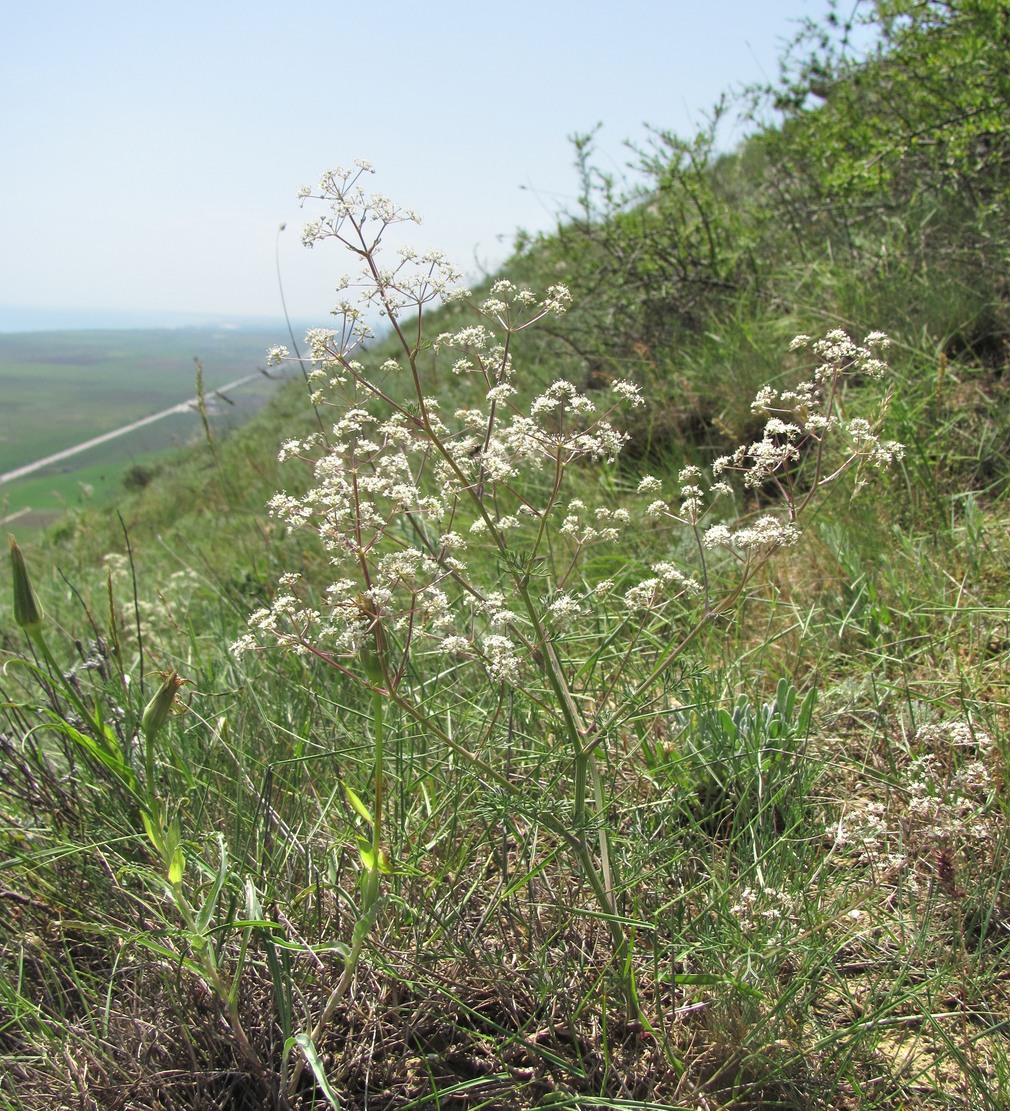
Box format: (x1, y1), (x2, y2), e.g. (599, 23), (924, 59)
(5, 456), (1010, 1110)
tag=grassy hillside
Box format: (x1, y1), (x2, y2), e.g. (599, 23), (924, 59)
(4, 4), (1010, 1108)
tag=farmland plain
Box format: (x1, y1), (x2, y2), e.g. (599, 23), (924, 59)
(0, 325), (301, 525)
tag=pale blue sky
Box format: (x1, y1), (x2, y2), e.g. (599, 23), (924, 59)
(2, 0), (835, 328)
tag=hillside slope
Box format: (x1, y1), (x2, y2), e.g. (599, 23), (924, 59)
(4, 4), (1010, 1108)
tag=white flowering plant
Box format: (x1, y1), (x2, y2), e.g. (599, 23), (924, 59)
(236, 163), (904, 1038)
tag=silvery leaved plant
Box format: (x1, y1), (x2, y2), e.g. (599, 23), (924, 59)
(235, 163), (904, 1041)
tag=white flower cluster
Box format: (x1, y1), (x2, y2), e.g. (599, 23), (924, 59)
(642, 331), (903, 562)
(903, 720), (996, 847)
(826, 718), (997, 896)
(242, 172), (904, 706)
(294, 162), (464, 324)
(234, 168), (652, 687)
(703, 516), (801, 552)
(623, 560), (702, 612)
(558, 499), (630, 544)
(829, 801), (897, 865)
(729, 884), (798, 940)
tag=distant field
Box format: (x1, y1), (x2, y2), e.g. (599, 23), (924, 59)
(0, 326), (300, 523)
(0, 414), (199, 530)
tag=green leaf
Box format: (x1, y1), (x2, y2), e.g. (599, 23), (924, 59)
(356, 837), (377, 872)
(343, 782), (373, 825)
(246, 879), (293, 1040)
(168, 845), (185, 886)
(674, 972), (730, 986)
(43, 712), (138, 795)
(195, 835), (229, 933)
(286, 1034), (342, 1109)
(140, 809), (164, 855)
(271, 938), (349, 957)
(162, 816), (183, 880)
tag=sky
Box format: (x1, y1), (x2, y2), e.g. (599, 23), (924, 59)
(2, 0), (833, 331)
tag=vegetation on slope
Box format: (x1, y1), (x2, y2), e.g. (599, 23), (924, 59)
(4, 3), (1010, 1108)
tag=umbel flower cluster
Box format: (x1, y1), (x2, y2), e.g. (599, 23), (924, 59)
(235, 164), (902, 696)
(641, 331), (903, 557)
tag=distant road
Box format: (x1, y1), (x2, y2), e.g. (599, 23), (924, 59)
(0, 373), (261, 485)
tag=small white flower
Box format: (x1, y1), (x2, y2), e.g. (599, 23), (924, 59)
(548, 592), (582, 626)
(703, 524), (732, 548)
(624, 579), (660, 610)
(612, 379), (645, 407)
(481, 634), (521, 682)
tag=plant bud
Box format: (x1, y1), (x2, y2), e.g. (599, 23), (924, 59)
(359, 639), (386, 686)
(142, 670), (185, 743)
(8, 535), (44, 634)
(354, 594), (386, 685)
